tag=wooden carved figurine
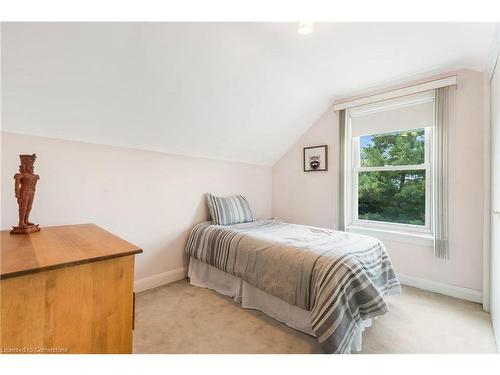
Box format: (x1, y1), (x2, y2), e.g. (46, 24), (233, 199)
(11, 154), (40, 234)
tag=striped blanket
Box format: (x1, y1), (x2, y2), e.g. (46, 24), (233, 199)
(185, 219), (401, 353)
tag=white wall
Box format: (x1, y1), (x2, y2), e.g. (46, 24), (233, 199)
(3, 69), (485, 295)
(273, 69), (486, 293)
(1, 132), (272, 285)
(272, 109), (339, 229)
(490, 45), (500, 349)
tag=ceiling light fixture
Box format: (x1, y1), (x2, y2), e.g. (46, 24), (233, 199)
(298, 22), (314, 35)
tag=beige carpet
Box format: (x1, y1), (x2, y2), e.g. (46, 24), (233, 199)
(133, 279), (497, 354)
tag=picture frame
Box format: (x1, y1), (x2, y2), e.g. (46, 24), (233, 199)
(303, 145), (328, 172)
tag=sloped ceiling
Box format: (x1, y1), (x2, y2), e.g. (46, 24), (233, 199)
(1, 22), (496, 165)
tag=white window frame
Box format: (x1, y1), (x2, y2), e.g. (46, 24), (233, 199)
(345, 91), (435, 240)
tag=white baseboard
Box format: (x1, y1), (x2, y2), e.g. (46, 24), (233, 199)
(398, 273), (482, 304)
(134, 267), (187, 293)
(133, 268), (482, 304)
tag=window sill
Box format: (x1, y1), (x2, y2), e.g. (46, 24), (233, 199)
(346, 225), (434, 247)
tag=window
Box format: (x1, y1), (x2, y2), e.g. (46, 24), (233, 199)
(345, 91), (434, 237)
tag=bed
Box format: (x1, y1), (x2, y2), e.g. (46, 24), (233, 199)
(185, 218), (401, 354)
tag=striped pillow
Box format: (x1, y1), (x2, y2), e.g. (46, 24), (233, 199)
(206, 193), (254, 225)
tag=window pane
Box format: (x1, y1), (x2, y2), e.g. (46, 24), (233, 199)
(358, 170), (426, 225)
(360, 128), (425, 167)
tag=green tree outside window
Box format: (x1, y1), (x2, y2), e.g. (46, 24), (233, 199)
(358, 129), (426, 225)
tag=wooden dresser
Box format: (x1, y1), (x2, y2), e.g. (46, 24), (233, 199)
(0, 224), (142, 354)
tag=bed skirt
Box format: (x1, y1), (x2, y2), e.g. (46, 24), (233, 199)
(187, 256), (372, 353)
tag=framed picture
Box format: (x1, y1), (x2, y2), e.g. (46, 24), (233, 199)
(303, 145), (328, 172)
